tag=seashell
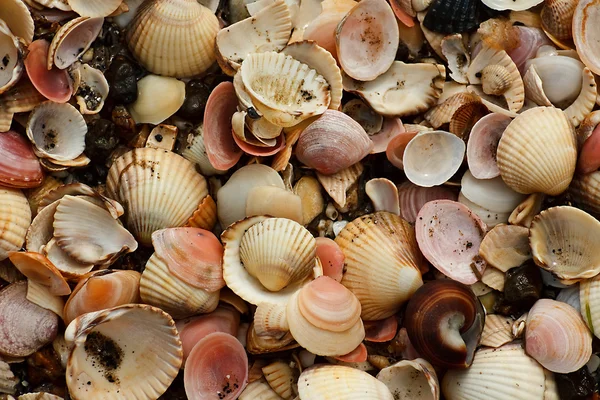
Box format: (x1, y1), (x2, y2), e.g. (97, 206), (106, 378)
(0, 78), (46, 118)
(541, 0), (576, 42)
(365, 178), (400, 215)
(461, 170), (527, 213)
(70, 63), (109, 114)
(184, 196), (219, 233)
(65, 304), (182, 399)
(335, 212), (424, 320)
(335, 0), (399, 81)
(496, 107), (576, 195)
(479, 224), (531, 272)
(296, 110), (372, 175)
(262, 361), (297, 399)
(64, 270), (141, 325)
(26, 279), (65, 319)
(8, 251), (70, 295)
(564, 67), (597, 127)
(298, 365), (394, 399)
(376, 358), (439, 400)
(66, 0), (121, 17)
(0, 21), (23, 96)
(217, 164), (285, 228)
(343, 62), (445, 117)
(508, 26), (551, 74)
(467, 44), (524, 113)
(466, 113), (511, 179)
(397, 182), (457, 224)
(530, 206), (600, 281)
(416, 200), (486, 284)
(457, 192), (509, 228)
(18, 393), (63, 400)
(127, 0), (218, 78)
(48, 17), (103, 70)
(216, 0), (292, 74)
(246, 323), (298, 355)
(441, 34), (470, 84)
(232, 129), (286, 157)
(282, 40), (343, 110)
(342, 99), (383, 135)
(480, 0), (543, 10)
(42, 238), (93, 279)
(573, 0), (600, 75)
(480, 314), (514, 348)
(181, 125), (228, 176)
(509, 193), (544, 228)
(128, 74), (185, 125)
(426, 92), (481, 130)
(371, 117), (405, 154)
(481, 266), (505, 291)
(254, 302), (288, 337)
(580, 274), (600, 337)
(0, 281), (58, 357)
(26, 101), (86, 162)
(293, 176), (325, 225)
(301, 0), (356, 59)
(106, 147), (209, 246)
(448, 101), (488, 140)
(0, 359), (18, 394)
(525, 56), (584, 108)
(238, 378), (281, 400)
(417, 12), (445, 59)
(363, 316), (398, 343)
(0, 131), (43, 188)
(569, 170), (600, 217)
(0, 187), (31, 262)
(240, 52), (330, 127)
(442, 343), (549, 399)
(525, 299), (592, 373)
(403, 131), (465, 187)
(422, 0), (478, 34)
(0, 0), (35, 45)
(53, 195), (138, 264)
(405, 280), (484, 368)
(24, 40), (73, 103)
(246, 186), (303, 223)
(184, 332), (248, 400)
(481, 65), (512, 96)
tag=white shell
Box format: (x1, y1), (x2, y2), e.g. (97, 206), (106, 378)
(480, 0), (543, 11)
(0, 0), (35, 45)
(299, 365), (393, 400)
(460, 170), (527, 213)
(441, 34), (470, 84)
(67, 0), (122, 17)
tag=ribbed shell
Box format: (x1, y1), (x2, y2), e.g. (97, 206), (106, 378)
(580, 274), (600, 338)
(335, 212), (424, 320)
(541, 0), (576, 40)
(0, 188), (31, 261)
(423, 0), (479, 34)
(0, 359), (18, 394)
(106, 148), (208, 246)
(126, 0), (219, 77)
(570, 171), (600, 217)
(480, 314), (514, 347)
(262, 361), (297, 399)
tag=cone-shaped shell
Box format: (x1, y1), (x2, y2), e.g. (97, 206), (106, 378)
(106, 148), (209, 246)
(65, 304), (183, 400)
(0, 131), (43, 189)
(525, 299), (592, 373)
(126, 0), (219, 77)
(530, 206), (600, 281)
(0, 188), (31, 261)
(240, 218), (316, 292)
(497, 107), (576, 195)
(298, 365), (394, 400)
(335, 212), (424, 320)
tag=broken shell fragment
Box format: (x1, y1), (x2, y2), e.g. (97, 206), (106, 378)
(70, 63), (109, 114)
(365, 178), (400, 215)
(479, 224), (531, 272)
(128, 74), (186, 125)
(48, 17), (103, 70)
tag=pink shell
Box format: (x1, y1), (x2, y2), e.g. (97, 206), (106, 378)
(315, 237), (345, 283)
(389, 0), (415, 27)
(232, 131), (285, 156)
(203, 82), (243, 170)
(0, 281), (58, 357)
(397, 181), (457, 223)
(152, 228), (225, 292)
(466, 113), (511, 179)
(577, 124), (600, 174)
(364, 315), (398, 342)
(371, 117), (405, 154)
(415, 200), (487, 284)
(507, 27), (552, 75)
(385, 131), (418, 169)
(334, 343), (368, 363)
(24, 39), (72, 103)
(0, 131), (43, 188)
(184, 332), (248, 400)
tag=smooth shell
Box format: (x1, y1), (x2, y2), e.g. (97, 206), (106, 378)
(24, 40), (72, 103)
(466, 113), (511, 179)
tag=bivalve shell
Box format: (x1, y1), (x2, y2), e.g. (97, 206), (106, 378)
(47, 17), (103, 70)
(128, 75), (185, 125)
(480, 314), (514, 348)
(0, 0), (34, 45)
(376, 359), (440, 400)
(67, 0), (121, 17)
(0, 20), (23, 96)
(24, 40), (73, 103)
(580, 274), (600, 338)
(396, 182), (457, 223)
(70, 63), (110, 114)
(479, 224), (531, 272)
(0, 131), (43, 188)
(541, 0), (576, 41)
(573, 0), (600, 75)
(0, 188), (31, 261)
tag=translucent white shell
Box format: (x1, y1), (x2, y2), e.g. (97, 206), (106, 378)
(0, 20), (24, 95)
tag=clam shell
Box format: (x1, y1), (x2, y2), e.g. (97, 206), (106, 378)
(557, 284), (580, 313)
(376, 359), (440, 400)
(246, 185), (302, 223)
(466, 113), (511, 179)
(180, 125), (228, 176)
(0, 0), (35, 45)
(335, 212), (424, 320)
(496, 107), (576, 195)
(530, 206), (600, 281)
(442, 343), (547, 399)
(298, 365), (394, 400)
(0, 20), (23, 96)
(0, 188), (31, 261)
(65, 304), (183, 400)
(460, 170), (527, 213)
(342, 62), (445, 117)
(525, 299), (592, 373)
(9, 251), (70, 295)
(24, 40), (73, 103)
(106, 148), (209, 246)
(573, 0), (600, 75)
(525, 56), (584, 109)
(240, 52), (330, 127)
(372, 117), (405, 154)
(335, 0), (399, 81)
(479, 224), (531, 272)
(342, 99), (383, 135)
(0, 131), (43, 188)
(216, 0), (292, 74)
(26, 101), (86, 162)
(365, 178), (400, 215)
(480, 0), (542, 10)
(480, 314), (514, 348)
(240, 218), (316, 292)
(294, 176), (325, 225)
(296, 110), (372, 175)
(127, 0), (219, 77)
(128, 74), (185, 124)
(262, 361), (297, 399)
(403, 130), (465, 187)
(397, 182), (457, 223)
(43, 237), (94, 278)
(48, 17), (103, 70)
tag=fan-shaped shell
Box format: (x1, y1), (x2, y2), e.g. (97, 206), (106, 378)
(0, 0), (35, 45)
(127, 0), (219, 77)
(479, 224), (531, 272)
(0, 188), (31, 261)
(106, 148), (209, 246)
(335, 212), (424, 320)
(397, 182), (457, 223)
(541, 0), (576, 41)
(0, 131), (43, 188)
(48, 17), (103, 70)
(67, 0), (121, 17)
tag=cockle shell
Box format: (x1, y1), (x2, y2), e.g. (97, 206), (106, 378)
(261, 361), (297, 399)
(127, 0), (219, 78)
(24, 40), (73, 103)
(67, 0), (121, 17)
(47, 17), (103, 70)
(580, 274), (600, 338)
(335, 212), (424, 320)
(0, 188), (31, 261)
(0, 20), (23, 96)
(238, 378), (281, 400)
(396, 182), (457, 224)
(496, 107), (576, 195)
(106, 148), (209, 246)
(479, 224), (531, 272)
(0, 131), (43, 188)
(541, 0), (576, 41)
(0, 0), (35, 45)
(573, 0), (600, 75)
(181, 125), (228, 176)
(316, 162), (364, 208)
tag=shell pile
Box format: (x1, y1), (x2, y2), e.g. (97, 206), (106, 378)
(1, 0), (600, 399)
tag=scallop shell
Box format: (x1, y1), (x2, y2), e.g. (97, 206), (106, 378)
(342, 62), (446, 117)
(127, 0), (219, 78)
(298, 365), (394, 400)
(48, 17), (103, 70)
(573, 0), (600, 75)
(128, 75), (185, 125)
(496, 107), (576, 195)
(0, 20), (23, 96)
(0, 0), (35, 45)
(262, 361), (297, 399)
(530, 206), (600, 281)
(65, 304), (183, 400)
(541, 0), (576, 41)
(335, 212), (424, 320)
(240, 52), (330, 127)
(0, 188), (31, 261)
(106, 148), (209, 246)
(479, 224), (531, 272)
